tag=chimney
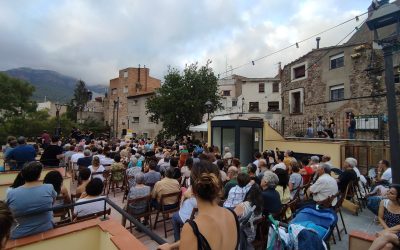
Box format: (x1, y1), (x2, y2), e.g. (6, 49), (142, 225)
(316, 37), (321, 49)
(138, 64), (140, 83)
(278, 62), (282, 79)
(144, 65), (148, 91)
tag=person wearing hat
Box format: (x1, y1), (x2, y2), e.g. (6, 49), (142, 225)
(5, 136), (36, 170)
(309, 163), (338, 207)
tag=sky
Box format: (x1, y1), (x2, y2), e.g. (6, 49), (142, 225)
(0, 0), (376, 86)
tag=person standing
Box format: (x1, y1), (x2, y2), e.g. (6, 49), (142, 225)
(348, 113), (356, 139)
(40, 137), (64, 167)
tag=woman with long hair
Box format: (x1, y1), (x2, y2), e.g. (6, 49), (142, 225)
(370, 184), (400, 250)
(158, 160), (239, 250)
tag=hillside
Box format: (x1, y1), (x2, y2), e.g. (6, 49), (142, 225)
(3, 67), (106, 102)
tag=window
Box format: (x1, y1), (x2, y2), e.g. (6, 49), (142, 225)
(112, 88), (117, 95)
(259, 83), (265, 93)
(249, 102), (259, 112)
(123, 86), (128, 93)
(395, 74), (399, 84)
(330, 84), (344, 101)
(222, 90), (231, 96)
(291, 62), (308, 81)
(292, 65), (306, 80)
(232, 100), (237, 107)
(132, 117), (139, 123)
(272, 82), (279, 93)
(123, 71), (128, 78)
(289, 89), (304, 114)
(268, 102), (280, 112)
(330, 53), (344, 69)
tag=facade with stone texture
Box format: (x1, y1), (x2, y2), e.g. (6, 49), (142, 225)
(107, 67), (161, 138)
(126, 92), (163, 139)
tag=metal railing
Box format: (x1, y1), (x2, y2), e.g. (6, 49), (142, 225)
(12, 197), (167, 245)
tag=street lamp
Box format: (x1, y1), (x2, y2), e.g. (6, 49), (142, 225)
(55, 103), (62, 137)
(241, 97), (245, 114)
(366, 2), (400, 184)
(113, 97), (120, 139)
(205, 100), (212, 121)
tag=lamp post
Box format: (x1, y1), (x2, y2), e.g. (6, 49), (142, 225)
(113, 97), (120, 139)
(55, 103), (62, 137)
(241, 97), (245, 114)
(205, 100), (212, 121)
(366, 2), (400, 184)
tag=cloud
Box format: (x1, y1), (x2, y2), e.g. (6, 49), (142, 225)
(0, 0), (371, 85)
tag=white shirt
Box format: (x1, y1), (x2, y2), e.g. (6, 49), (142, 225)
(75, 196), (106, 217)
(89, 165), (106, 182)
(309, 173), (338, 206)
(353, 167), (367, 184)
(71, 152), (84, 163)
(382, 168), (392, 183)
(272, 162), (286, 172)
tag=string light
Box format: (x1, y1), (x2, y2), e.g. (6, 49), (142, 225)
(218, 10), (370, 76)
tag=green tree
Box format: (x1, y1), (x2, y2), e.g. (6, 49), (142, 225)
(0, 72), (36, 124)
(67, 80), (91, 121)
(146, 61), (221, 137)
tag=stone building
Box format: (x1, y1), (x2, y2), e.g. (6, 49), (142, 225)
(37, 101), (67, 117)
(214, 74), (281, 121)
(79, 97), (105, 123)
(279, 1), (400, 140)
(107, 66), (161, 138)
(126, 92), (163, 139)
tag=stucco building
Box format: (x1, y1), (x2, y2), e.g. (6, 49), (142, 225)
(214, 74), (281, 121)
(126, 92), (163, 139)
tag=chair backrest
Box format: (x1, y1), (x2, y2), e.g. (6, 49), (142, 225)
(160, 191), (181, 211)
(126, 195), (152, 216)
(251, 216), (269, 249)
(73, 208), (111, 222)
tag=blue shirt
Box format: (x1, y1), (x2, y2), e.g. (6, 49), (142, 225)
(7, 184), (57, 239)
(6, 145), (36, 169)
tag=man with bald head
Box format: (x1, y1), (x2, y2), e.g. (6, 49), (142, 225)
(224, 166), (238, 198)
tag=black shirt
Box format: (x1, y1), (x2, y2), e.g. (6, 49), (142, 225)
(40, 144), (63, 167)
(261, 187), (282, 216)
(338, 169), (357, 193)
(77, 156), (93, 168)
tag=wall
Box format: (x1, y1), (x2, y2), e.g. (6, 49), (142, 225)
(127, 94), (163, 139)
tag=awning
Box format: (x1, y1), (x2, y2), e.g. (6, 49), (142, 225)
(189, 122), (208, 132)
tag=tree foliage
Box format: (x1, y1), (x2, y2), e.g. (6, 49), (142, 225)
(67, 80), (91, 121)
(146, 61), (221, 137)
(0, 72), (36, 124)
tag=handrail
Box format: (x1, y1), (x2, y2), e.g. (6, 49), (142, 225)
(12, 197), (166, 245)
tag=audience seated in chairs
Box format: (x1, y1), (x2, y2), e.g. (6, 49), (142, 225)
(151, 168), (181, 209)
(260, 171), (282, 216)
(369, 184), (400, 250)
(144, 160), (161, 187)
(309, 163), (338, 207)
(74, 178), (106, 218)
(289, 163), (303, 199)
(169, 157), (182, 181)
(158, 160), (240, 250)
(122, 173), (151, 227)
(77, 149), (93, 170)
(76, 168), (92, 199)
(180, 158), (193, 188)
(275, 168), (292, 219)
(89, 156), (106, 182)
(43, 170), (71, 219)
(0, 201), (14, 249)
(171, 187), (197, 241)
(6, 161), (57, 239)
(223, 172), (253, 210)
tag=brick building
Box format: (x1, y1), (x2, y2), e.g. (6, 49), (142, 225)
(107, 66), (161, 138)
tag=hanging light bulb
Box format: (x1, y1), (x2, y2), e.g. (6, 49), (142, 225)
(252, 61), (255, 66)
(296, 42), (299, 48)
(355, 15), (359, 21)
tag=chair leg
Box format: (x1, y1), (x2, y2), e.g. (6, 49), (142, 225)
(153, 212), (159, 229)
(336, 224), (341, 241)
(163, 213), (167, 238)
(332, 231), (336, 244)
(339, 209), (347, 234)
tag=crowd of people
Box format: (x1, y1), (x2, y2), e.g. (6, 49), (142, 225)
(0, 131), (398, 250)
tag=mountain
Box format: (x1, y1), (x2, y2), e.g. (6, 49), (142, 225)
(3, 67), (106, 103)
